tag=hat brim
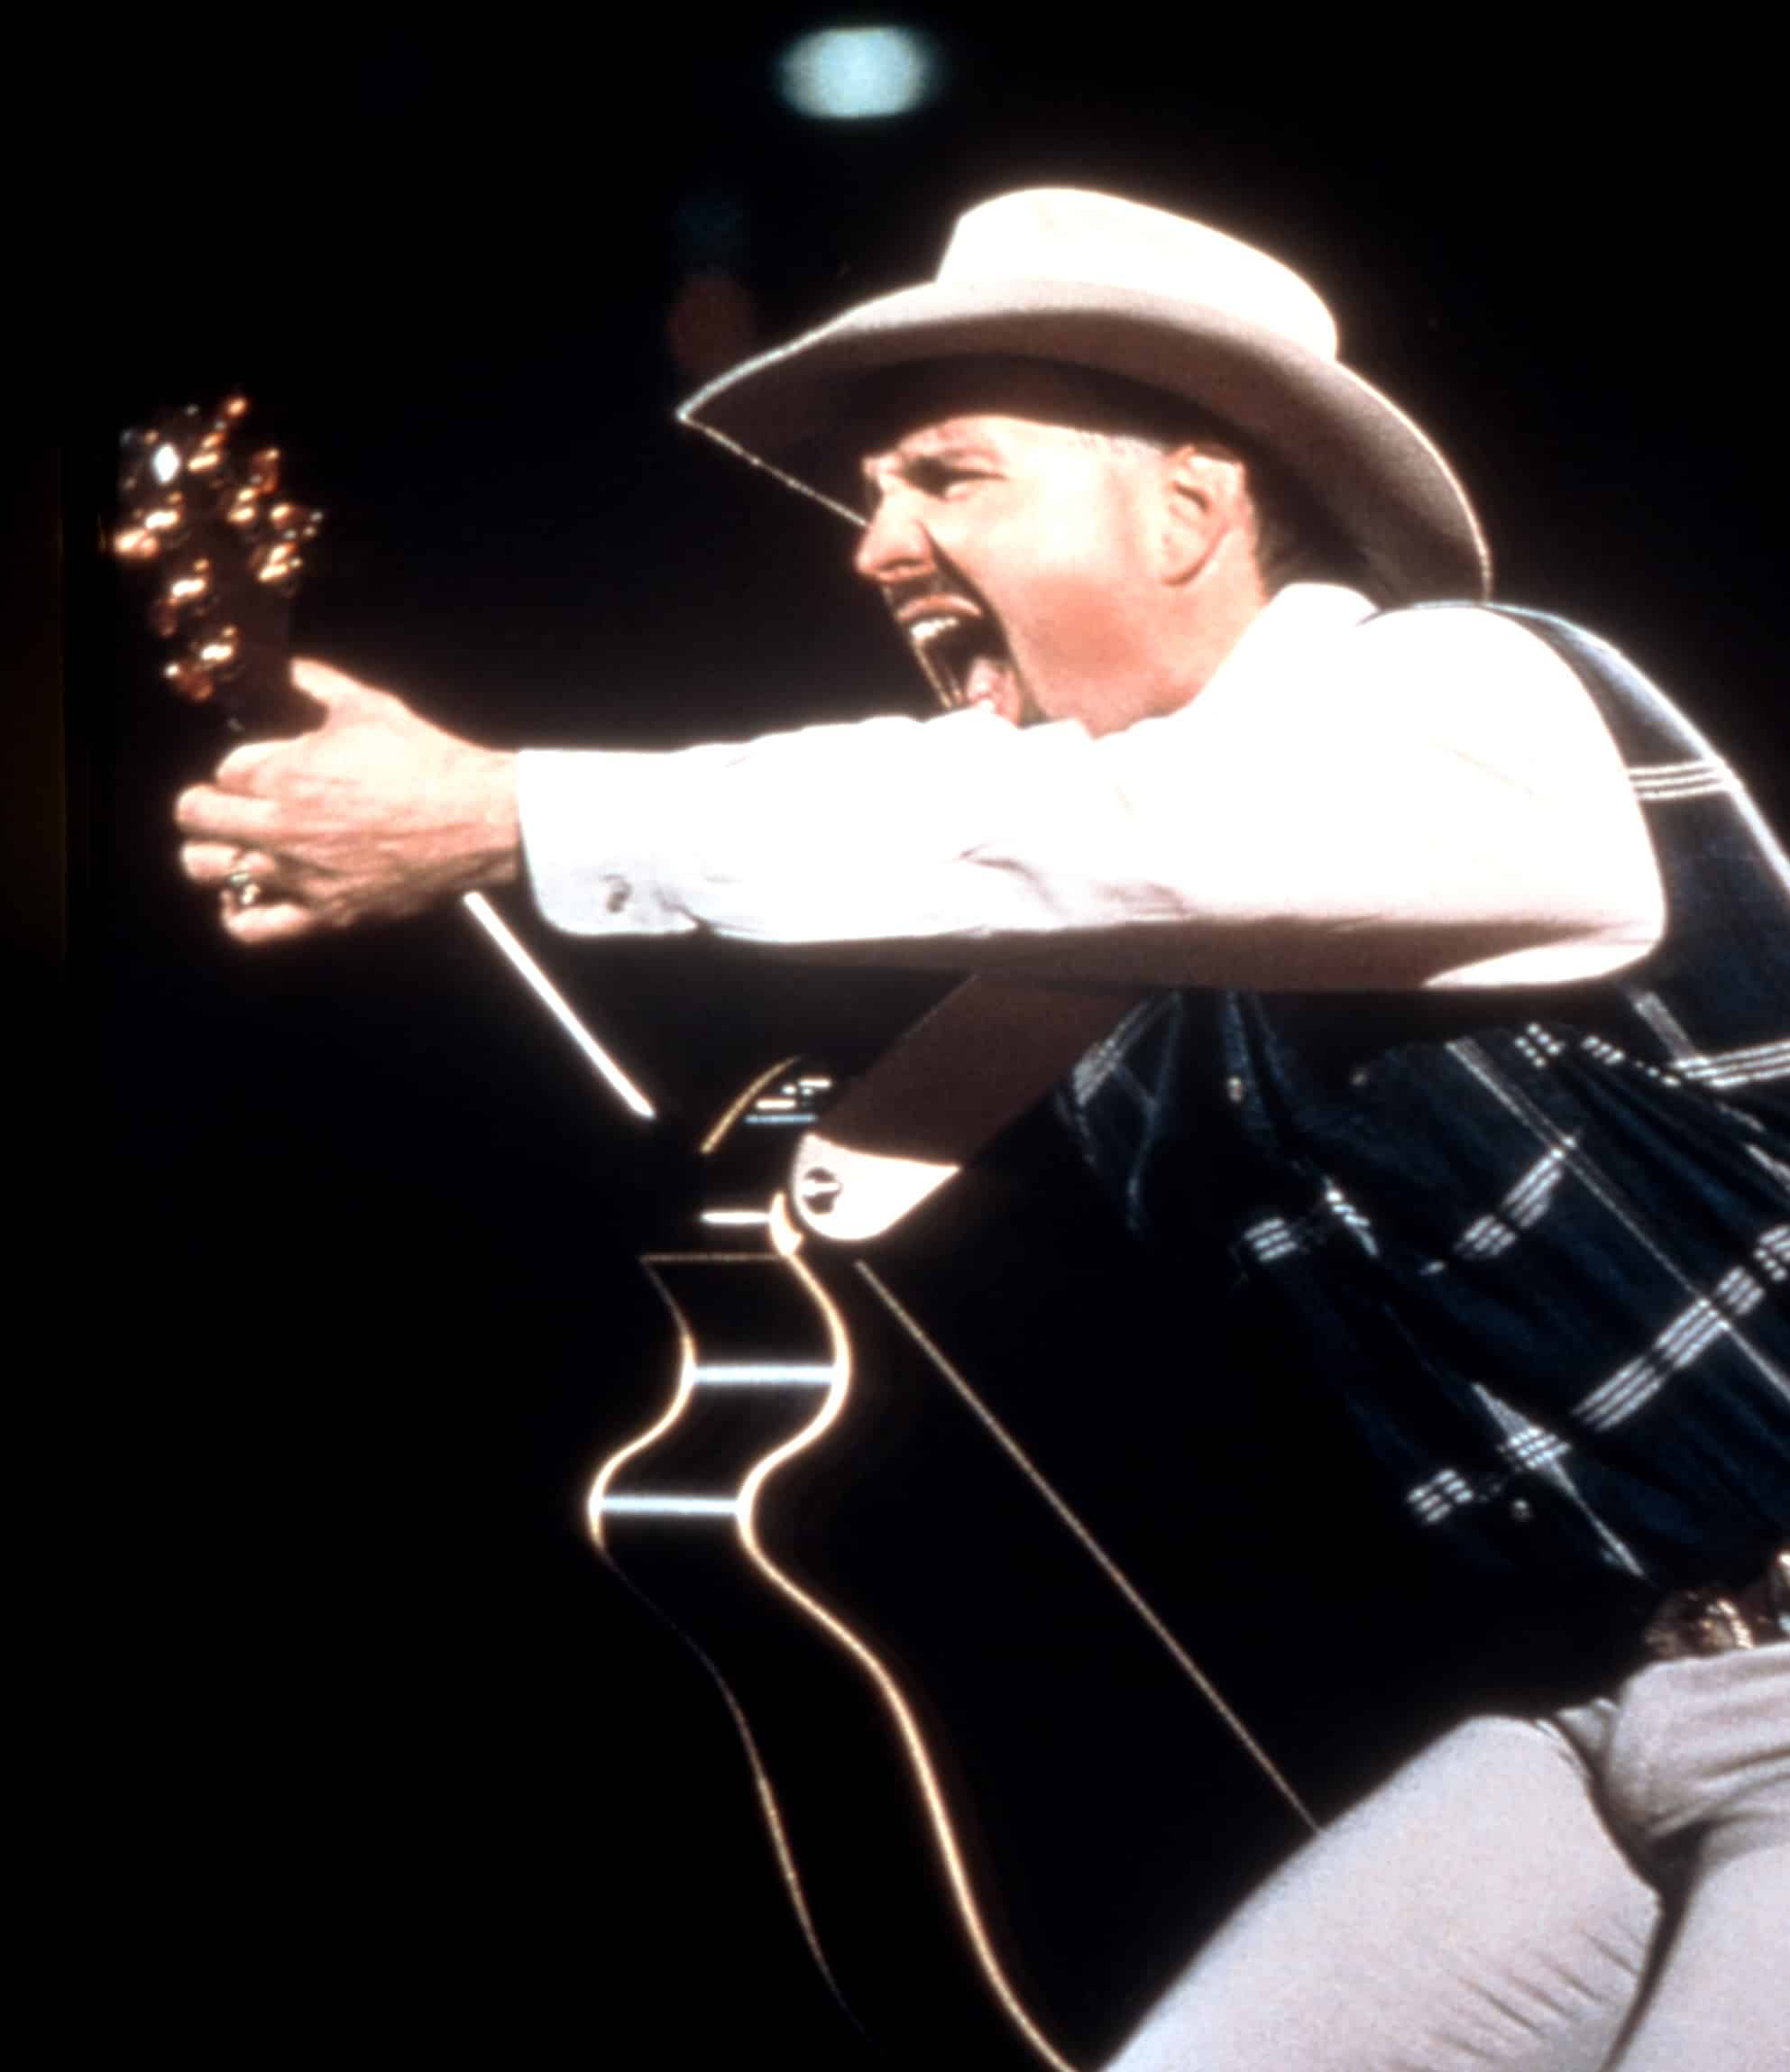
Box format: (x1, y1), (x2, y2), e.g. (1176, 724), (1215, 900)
(679, 277), (1491, 606)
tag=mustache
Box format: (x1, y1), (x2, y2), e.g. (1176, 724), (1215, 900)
(879, 549), (996, 623)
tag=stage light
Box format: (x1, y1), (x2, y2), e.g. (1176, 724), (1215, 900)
(773, 25), (946, 122)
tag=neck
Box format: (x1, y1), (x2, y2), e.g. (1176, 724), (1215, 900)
(1161, 544), (1271, 712)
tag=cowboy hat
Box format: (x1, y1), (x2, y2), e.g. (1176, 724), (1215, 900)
(677, 188), (1491, 604)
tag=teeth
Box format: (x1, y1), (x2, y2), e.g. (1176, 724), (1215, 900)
(905, 614), (971, 648)
(897, 607), (1003, 712)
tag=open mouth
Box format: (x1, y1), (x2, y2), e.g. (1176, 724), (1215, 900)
(899, 604), (1022, 722)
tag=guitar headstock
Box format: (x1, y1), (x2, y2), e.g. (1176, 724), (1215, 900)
(113, 396), (324, 734)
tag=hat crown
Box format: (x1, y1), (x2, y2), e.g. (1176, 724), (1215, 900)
(938, 189), (1340, 362)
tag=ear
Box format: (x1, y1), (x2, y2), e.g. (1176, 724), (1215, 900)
(1155, 445), (1253, 587)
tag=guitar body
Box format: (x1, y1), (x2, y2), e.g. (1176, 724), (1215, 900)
(594, 1066), (1311, 2069)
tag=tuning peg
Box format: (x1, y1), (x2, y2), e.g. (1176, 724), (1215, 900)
(141, 490), (189, 545)
(252, 538), (302, 591)
(162, 655), (216, 704)
(195, 625), (243, 676)
(264, 500), (326, 541)
(112, 524), (162, 564)
(187, 426), (231, 477)
(246, 447), (280, 492)
(166, 555), (216, 608)
(225, 487), (263, 533)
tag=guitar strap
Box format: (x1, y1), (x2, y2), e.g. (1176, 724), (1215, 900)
(788, 975), (1326, 1836)
(790, 976), (1147, 1242)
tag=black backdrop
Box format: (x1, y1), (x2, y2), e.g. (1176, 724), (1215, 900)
(64, 22), (1785, 2066)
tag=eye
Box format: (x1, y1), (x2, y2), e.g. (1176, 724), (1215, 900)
(910, 459), (992, 498)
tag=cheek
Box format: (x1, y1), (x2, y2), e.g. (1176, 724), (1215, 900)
(964, 496), (1142, 674)
(1018, 508), (1143, 657)
(1031, 571), (1134, 667)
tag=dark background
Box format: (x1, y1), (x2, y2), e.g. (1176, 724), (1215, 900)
(51, 19), (1785, 2066)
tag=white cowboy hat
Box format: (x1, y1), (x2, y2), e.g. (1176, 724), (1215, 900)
(678, 188), (1491, 604)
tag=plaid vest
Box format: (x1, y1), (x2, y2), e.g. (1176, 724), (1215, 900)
(1059, 606), (1790, 1602)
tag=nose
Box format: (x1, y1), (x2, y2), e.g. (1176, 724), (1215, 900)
(853, 490), (934, 587)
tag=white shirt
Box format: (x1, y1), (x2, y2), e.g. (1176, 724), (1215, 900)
(516, 584), (1664, 992)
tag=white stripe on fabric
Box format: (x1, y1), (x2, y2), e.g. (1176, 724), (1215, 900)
(1629, 757), (1733, 800)
(1320, 1176), (1380, 1256)
(1446, 1039), (1790, 1406)
(1243, 1176), (1380, 1268)
(1579, 1301), (1733, 1434)
(1242, 1215), (1307, 1266)
(1607, 633), (1790, 894)
(1515, 1023), (1567, 1073)
(1675, 1038), (1790, 1090)
(1473, 1385), (1645, 1575)
(1631, 776), (1731, 801)
(1069, 996), (1171, 1105)
(1577, 1032), (1682, 1090)
(1407, 1465), (1478, 1525)
(1453, 1136), (1579, 1261)
(1577, 1228), (1789, 1433)
(1629, 757), (1728, 782)
(1621, 986), (1700, 1064)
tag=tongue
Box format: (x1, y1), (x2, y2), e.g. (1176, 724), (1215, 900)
(963, 651), (1022, 725)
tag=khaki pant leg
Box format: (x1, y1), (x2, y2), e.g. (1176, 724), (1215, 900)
(1105, 1714), (1657, 2072)
(1561, 1646), (1790, 2072)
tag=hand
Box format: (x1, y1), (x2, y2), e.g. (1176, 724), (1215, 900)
(176, 659), (520, 944)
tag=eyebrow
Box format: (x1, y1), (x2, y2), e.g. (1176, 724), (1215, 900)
(859, 435), (1003, 487)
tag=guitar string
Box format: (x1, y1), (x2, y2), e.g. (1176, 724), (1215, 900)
(854, 1262), (1322, 1837)
(462, 892), (657, 1118)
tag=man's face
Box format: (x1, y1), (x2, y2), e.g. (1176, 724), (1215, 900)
(854, 385), (1182, 738)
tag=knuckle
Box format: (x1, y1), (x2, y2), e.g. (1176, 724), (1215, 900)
(217, 745), (269, 785)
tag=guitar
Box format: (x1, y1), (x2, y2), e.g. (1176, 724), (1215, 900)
(592, 1053), (1318, 2067)
(115, 406), (1316, 2067)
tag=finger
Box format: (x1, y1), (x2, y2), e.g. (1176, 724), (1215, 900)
(213, 736), (288, 788)
(174, 784), (279, 843)
(181, 842), (279, 889)
(219, 895), (315, 947)
(291, 656), (385, 712)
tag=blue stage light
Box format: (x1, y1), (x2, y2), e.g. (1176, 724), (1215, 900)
(773, 25), (946, 122)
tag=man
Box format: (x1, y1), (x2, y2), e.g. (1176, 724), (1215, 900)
(175, 191), (1788, 2067)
